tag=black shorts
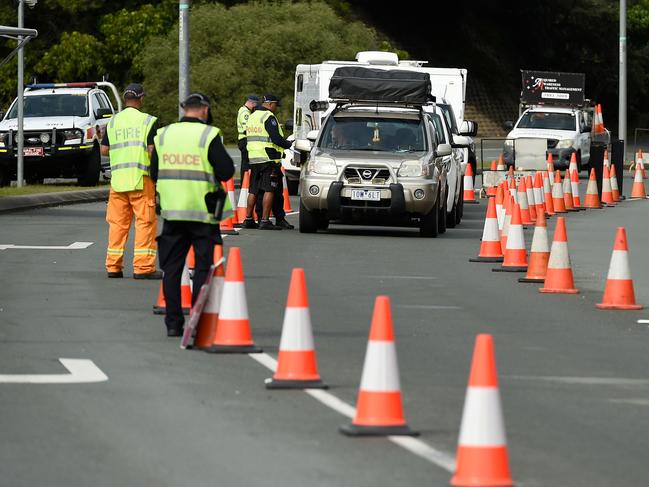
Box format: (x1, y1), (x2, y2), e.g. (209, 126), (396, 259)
(250, 162), (283, 194)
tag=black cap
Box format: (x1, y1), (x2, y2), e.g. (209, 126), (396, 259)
(247, 95), (260, 103)
(180, 92), (211, 108)
(123, 83), (145, 98)
(263, 93), (281, 105)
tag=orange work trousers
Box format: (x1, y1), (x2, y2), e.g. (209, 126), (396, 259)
(105, 176), (158, 274)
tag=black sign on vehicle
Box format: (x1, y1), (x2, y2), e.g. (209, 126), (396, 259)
(520, 70), (585, 106)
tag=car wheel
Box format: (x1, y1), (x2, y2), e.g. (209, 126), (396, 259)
(456, 178), (464, 223)
(287, 178), (299, 196)
(316, 213), (329, 230)
(299, 198), (318, 233)
(77, 146), (101, 186)
(419, 190), (439, 238)
(446, 190), (457, 228)
(438, 186), (447, 234)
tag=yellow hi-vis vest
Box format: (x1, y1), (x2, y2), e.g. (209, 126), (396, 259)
(106, 107), (156, 192)
(154, 122), (232, 224)
(245, 109), (284, 164)
(237, 105), (251, 140)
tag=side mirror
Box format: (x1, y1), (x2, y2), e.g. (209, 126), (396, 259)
(306, 129), (319, 141)
(459, 120), (478, 137)
(503, 121), (514, 131)
(436, 143), (452, 157)
(284, 119), (294, 131)
(95, 107), (113, 119)
(295, 139), (312, 152)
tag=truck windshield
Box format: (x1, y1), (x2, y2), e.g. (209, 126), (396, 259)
(319, 116), (426, 152)
(516, 112), (575, 131)
(6, 94), (89, 118)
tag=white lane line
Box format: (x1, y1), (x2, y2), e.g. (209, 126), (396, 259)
(0, 241), (94, 250)
(397, 305), (461, 310)
(0, 358), (108, 384)
(506, 375), (649, 386)
(248, 352), (455, 473)
(637, 320), (649, 324)
(609, 398), (649, 406)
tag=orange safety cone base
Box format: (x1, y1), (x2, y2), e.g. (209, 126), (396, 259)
(450, 446), (513, 487)
(266, 378), (328, 389)
(596, 302), (643, 310)
(469, 256), (504, 263)
(596, 281), (643, 309)
(492, 265), (527, 273)
(339, 422), (419, 437)
(539, 287), (579, 294)
(206, 343), (263, 354)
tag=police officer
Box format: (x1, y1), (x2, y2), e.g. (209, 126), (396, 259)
(243, 94), (293, 230)
(101, 83), (161, 279)
(150, 93), (235, 337)
(236, 95), (259, 175)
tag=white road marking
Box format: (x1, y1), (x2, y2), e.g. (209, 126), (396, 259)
(397, 305), (461, 310)
(0, 358), (108, 384)
(248, 352), (455, 473)
(637, 320), (649, 324)
(0, 241), (93, 250)
(506, 375), (649, 386)
(609, 398), (649, 406)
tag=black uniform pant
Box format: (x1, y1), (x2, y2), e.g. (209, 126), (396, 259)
(238, 139), (250, 175)
(157, 220), (221, 330)
(255, 188), (285, 221)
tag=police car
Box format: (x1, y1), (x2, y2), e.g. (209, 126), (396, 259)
(0, 82), (121, 186)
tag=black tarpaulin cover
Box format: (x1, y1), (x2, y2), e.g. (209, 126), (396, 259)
(328, 67), (432, 104)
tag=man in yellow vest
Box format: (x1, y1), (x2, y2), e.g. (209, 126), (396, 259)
(244, 94), (294, 230)
(101, 83), (160, 279)
(236, 95), (259, 175)
(151, 92), (235, 337)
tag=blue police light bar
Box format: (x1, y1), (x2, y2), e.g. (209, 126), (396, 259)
(26, 82), (97, 89)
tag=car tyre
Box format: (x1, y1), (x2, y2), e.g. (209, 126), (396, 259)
(438, 186), (447, 234)
(456, 178), (464, 223)
(77, 146), (101, 186)
(419, 190), (439, 238)
(446, 185), (457, 228)
(299, 198), (318, 233)
(287, 178), (299, 196)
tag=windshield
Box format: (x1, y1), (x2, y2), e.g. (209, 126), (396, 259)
(438, 104), (458, 134)
(318, 116), (427, 152)
(516, 112), (576, 131)
(7, 94), (89, 118)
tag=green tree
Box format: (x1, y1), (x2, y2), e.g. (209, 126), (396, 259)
(141, 1), (400, 142)
(36, 32), (105, 81)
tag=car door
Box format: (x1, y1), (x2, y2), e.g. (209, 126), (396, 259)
(428, 113), (453, 209)
(577, 111), (590, 163)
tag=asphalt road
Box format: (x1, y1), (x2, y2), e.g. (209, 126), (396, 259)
(1, 176), (648, 486)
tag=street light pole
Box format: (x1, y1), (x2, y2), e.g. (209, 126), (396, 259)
(16, 0), (24, 187)
(619, 0), (627, 152)
(179, 0), (190, 119)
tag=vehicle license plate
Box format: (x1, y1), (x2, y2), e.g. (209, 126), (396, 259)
(351, 189), (380, 201)
(23, 147), (44, 156)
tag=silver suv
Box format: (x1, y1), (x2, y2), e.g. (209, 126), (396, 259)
(298, 104), (452, 237)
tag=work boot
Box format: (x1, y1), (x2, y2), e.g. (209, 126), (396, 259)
(242, 217), (259, 229)
(166, 327), (183, 337)
(275, 219), (295, 230)
(134, 270), (163, 280)
(258, 219), (283, 230)
(107, 271), (123, 278)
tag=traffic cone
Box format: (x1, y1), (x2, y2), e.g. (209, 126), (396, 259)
(584, 168), (602, 208)
(450, 334), (514, 487)
(207, 247), (262, 353)
(539, 217), (579, 294)
(192, 250), (226, 350)
(266, 268), (327, 389)
(496, 154), (506, 171)
(593, 103), (605, 134)
(340, 296), (418, 436)
(570, 168), (582, 209)
(604, 149), (610, 169)
(493, 202), (527, 273)
(533, 172), (545, 218)
(596, 228), (643, 310)
(496, 183), (506, 230)
(500, 195), (513, 253)
(601, 165), (616, 206)
(635, 148), (646, 179)
(470, 197), (504, 263)
(464, 163), (479, 204)
(186, 245), (196, 270)
(568, 152), (578, 174)
(546, 152), (554, 175)
(153, 282), (166, 315)
(517, 177), (532, 225)
(219, 180), (239, 235)
(630, 164), (647, 199)
(552, 170), (567, 213)
(486, 160), (498, 197)
(518, 210), (550, 283)
(180, 261), (193, 313)
(281, 167), (294, 213)
(525, 174), (536, 222)
(562, 170), (577, 212)
(236, 170), (251, 224)
(542, 171), (555, 216)
(610, 164), (620, 202)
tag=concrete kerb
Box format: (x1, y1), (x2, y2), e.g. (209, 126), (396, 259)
(0, 187), (110, 214)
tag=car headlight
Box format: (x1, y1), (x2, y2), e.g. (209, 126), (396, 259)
(504, 139), (514, 148)
(0, 132), (6, 147)
(397, 159), (429, 177)
(556, 139), (573, 149)
(309, 157), (337, 175)
(61, 129), (83, 145)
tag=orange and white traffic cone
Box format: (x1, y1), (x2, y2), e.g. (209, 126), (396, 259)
(546, 152), (554, 175)
(552, 170), (567, 213)
(493, 202), (527, 273)
(266, 268), (327, 389)
(193, 251), (226, 350)
(568, 152), (579, 174)
(525, 174), (537, 222)
(601, 165), (616, 207)
(496, 154), (506, 171)
(236, 170), (251, 224)
(180, 261), (193, 314)
(596, 228), (643, 310)
(219, 180), (239, 235)
(518, 210), (550, 283)
(495, 183), (505, 230)
(604, 149), (610, 169)
(533, 171), (545, 218)
(584, 168), (602, 208)
(562, 169), (577, 212)
(630, 164), (647, 199)
(593, 103), (606, 135)
(153, 281), (167, 315)
(487, 160), (498, 197)
(517, 176), (533, 225)
(227, 177), (240, 225)
(207, 247), (262, 353)
(539, 217), (579, 294)
(570, 168), (582, 209)
(464, 163), (479, 204)
(470, 197), (504, 263)
(186, 245), (196, 270)
(636, 149), (646, 179)
(340, 296), (418, 436)
(450, 334), (514, 487)
(542, 171), (555, 216)
(281, 167), (294, 213)
(610, 164), (620, 202)
(500, 195), (513, 253)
